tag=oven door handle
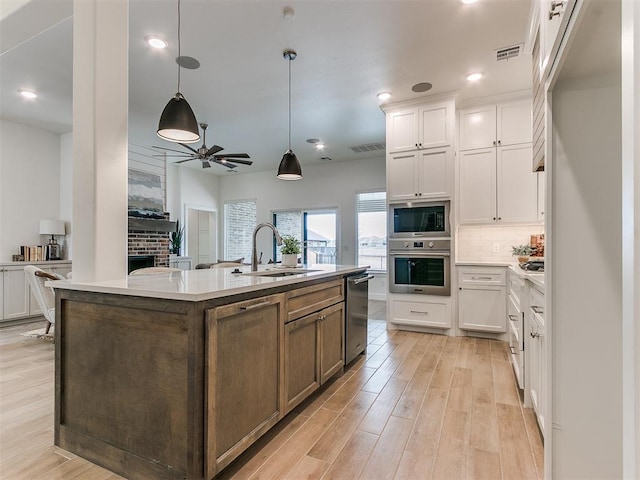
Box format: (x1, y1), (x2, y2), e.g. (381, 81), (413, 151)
(389, 251), (451, 257)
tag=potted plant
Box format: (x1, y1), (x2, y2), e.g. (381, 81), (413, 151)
(511, 244), (533, 264)
(170, 219), (184, 256)
(280, 235), (301, 267)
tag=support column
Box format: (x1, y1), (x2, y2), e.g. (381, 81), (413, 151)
(72, 0), (128, 281)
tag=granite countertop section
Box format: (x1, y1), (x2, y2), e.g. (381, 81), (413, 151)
(508, 264), (545, 289)
(49, 264), (368, 302)
(455, 261), (515, 267)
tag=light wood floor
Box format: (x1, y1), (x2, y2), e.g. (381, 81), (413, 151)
(0, 303), (543, 479)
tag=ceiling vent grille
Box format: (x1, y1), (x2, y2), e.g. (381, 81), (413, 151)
(349, 142), (386, 154)
(496, 44), (522, 61)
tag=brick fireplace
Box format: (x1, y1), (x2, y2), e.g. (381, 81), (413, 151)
(127, 213), (175, 269)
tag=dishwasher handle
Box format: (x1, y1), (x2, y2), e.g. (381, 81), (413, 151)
(349, 274), (375, 285)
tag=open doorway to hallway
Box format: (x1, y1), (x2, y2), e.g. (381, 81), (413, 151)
(186, 207), (217, 265)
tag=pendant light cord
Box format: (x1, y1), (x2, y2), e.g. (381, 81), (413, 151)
(177, 0), (182, 94)
(288, 55), (292, 150)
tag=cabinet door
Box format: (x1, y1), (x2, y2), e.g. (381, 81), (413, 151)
(459, 148), (497, 224)
(537, 171), (546, 221)
(0, 270), (4, 323)
(418, 103), (451, 149)
(497, 144), (538, 223)
(283, 313), (320, 414)
(458, 286), (507, 333)
(497, 100), (532, 146)
(206, 294), (283, 477)
(387, 152), (419, 201)
(319, 302), (344, 385)
(459, 105), (497, 150)
(387, 108), (418, 154)
(3, 267), (29, 320)
(416, 149), (451, 199)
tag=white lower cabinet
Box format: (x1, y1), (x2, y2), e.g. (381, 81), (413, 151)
(169, 256), (192, 270)
(527, 284), (546, 437)
(457, 266), (507, 333)
(389, 294), (451, 330)
(3, 266), (29, 321)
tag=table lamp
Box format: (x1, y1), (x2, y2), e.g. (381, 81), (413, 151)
(39, 219), (65, 260)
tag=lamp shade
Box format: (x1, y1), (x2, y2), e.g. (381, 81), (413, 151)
(157, 93), (200, 143)
(39, 219), (65, 236)
(277, 150), (303, 180)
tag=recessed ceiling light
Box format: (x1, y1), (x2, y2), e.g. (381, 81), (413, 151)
(145, 36), (167, 49)
(315, 143), (325, 150)
(377, 92), (391, 101)
(460, 0), (478, 4)
(306, 138), (320, 144)
(18, 89), (37, 99)
(466, 72), (483, 82)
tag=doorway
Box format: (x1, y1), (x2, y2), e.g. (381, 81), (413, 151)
(186, 207), (217, 265)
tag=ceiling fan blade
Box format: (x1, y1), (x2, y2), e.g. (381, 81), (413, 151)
(174, 157), (197, 164)
(201, 160), (211, 169)
(152, 145), (193, 155)
(178, 143), (200, 154)
(205, 145), (224, 156)
(156, 154), (194, 158)
(213, 159), (237, 169)
(212, 153), (250, 159)
(217, 158), (253, 166)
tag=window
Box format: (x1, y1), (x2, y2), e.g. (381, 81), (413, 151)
(273, 209), (337, 264)
(356, 191), (387, 271)
(224, 200), (256, 261)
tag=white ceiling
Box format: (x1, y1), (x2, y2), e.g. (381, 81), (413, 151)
(0, 0), (533, 175)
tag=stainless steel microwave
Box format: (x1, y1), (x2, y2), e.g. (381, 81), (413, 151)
(389, 201), (450, 238)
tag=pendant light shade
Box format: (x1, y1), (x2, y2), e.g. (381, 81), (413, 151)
(157, 92), (200, 143)
(156, 0), (200, 144)
(277, 149), (302, 179)
(277, 49), (303, 180)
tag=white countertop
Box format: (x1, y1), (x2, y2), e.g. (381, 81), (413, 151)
(49, 264), (368, 302)
(508, 264), (545, 289)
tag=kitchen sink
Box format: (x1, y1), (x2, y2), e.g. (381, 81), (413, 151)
(242, 269), (320, 277)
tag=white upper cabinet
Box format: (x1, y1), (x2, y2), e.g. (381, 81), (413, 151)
(386, 100), (454, 154)
(459, 144), (538, 225)
(460, 100), (532, 151)
(388, 149), (452, 201)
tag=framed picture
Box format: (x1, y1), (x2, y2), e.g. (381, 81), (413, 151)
(128, 169), (164, 218)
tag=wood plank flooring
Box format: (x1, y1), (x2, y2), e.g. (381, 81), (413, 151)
(0, 302), (543, 479)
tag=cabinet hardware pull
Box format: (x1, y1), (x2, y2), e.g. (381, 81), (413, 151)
(508, 314), (519, 322)
(240, 301), (271, 310)
(509, 345), (516, 354)
(498, 217), (502, 221)
(471, 276), (493, 280)
(493, 217), (496, 221)
(418, 143), (422, 148)
(493, 140), (496, 146)
(410, 310), (429, 315)
(531, 306), (544, 314)
(530, 331), (541, 338)
(497, 140), (501, 145)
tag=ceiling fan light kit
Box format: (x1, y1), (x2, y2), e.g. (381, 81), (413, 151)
(277, 48), (303, 180)
(156, 0), (200, 144)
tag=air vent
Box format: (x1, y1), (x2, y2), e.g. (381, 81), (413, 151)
(349, 142), (386, 154)
(495, 44), (522, 61)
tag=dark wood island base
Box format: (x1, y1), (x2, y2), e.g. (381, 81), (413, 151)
(54, 270), (362, 479)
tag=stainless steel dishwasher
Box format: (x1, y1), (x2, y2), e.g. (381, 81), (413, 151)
(345, 273), (374, 364)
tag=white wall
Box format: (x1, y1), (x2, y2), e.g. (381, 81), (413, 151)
(59, 132), (72, 258)
(0, 119), (62, 261)
(218, 156), (386, 265)
(551, 74), (622, 479)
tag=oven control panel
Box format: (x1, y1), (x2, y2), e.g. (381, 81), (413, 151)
(390, 238), (450, 252)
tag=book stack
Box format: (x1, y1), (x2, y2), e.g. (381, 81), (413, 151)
(19, 245), (48, 262)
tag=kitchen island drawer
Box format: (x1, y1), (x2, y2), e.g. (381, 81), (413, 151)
(285, 279), (344, 323)
(390, 297), (450, 329)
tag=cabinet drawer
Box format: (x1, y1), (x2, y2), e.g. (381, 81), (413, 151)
(285, 279), (344, 323)
(458, 268), (506, 287)
(390, 298), (450, 329)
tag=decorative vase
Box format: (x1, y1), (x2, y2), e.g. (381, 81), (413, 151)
(282, 254), (298, 267)
(518, 255), (529, 264)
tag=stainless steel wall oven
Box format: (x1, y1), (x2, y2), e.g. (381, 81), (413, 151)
(389, 238), (451, 296)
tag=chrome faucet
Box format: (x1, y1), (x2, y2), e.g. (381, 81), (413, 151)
(252, 222), (283, 271)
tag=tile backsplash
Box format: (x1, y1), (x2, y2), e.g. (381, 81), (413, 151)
(455, 224), (544, 263)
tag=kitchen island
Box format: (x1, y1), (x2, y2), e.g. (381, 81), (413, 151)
(51, 264), (366, 480)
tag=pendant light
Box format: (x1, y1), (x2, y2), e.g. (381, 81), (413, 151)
(157, 0), (200, 143)
(277, 49), (303, 180)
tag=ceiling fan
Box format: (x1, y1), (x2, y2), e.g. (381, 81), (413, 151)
(153, 123), (252, 170)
